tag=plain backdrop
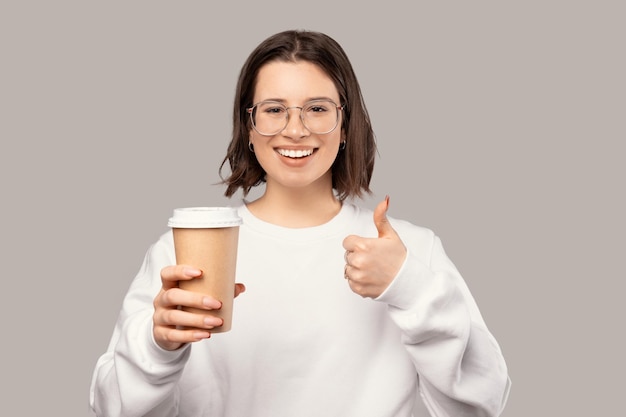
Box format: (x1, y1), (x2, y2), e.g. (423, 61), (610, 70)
(1, 1), (624, 416)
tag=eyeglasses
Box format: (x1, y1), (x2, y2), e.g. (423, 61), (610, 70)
(247, 99), (344, 136)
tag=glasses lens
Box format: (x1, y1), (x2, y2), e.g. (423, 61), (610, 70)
(251, 100), (341, 136)
(251, 102), (287, 136)
(301, 100), (340, 135)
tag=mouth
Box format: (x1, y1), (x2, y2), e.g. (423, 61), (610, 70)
(276, 148), (315, 159)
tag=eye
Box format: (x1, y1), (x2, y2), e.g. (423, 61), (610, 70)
(264, 106), (286, 114)
(258, 102), (287, 115)
(305, 101), (331, 113)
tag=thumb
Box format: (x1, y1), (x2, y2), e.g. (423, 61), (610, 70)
(234, 283), (246, 298)
(374, 195), (395, 238)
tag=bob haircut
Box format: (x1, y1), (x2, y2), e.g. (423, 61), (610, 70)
(220, 29), (376, 201)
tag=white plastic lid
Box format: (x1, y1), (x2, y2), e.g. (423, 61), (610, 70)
(167, 207), (243, 228)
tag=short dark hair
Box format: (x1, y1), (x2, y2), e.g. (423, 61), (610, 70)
(219, 29), (376, 201)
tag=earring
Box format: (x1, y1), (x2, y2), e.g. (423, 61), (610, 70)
(339, 141), (346, 151)
(248, 141), (254, 152)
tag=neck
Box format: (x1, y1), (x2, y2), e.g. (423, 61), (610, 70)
(246, 179), (342, 228)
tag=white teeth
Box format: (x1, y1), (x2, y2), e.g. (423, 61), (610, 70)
(277, 149), (314, 158)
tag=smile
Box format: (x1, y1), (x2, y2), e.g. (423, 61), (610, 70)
(276, 148), (315, 158)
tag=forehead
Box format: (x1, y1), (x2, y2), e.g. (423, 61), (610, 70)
(253, 60), (339, 103)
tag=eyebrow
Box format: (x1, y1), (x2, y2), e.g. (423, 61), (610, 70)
(257, 96), (338, 104)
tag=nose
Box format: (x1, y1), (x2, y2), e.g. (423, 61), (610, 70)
(282, 107), (309, 138)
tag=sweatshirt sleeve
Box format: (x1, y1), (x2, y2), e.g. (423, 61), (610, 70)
(90, 233), (190, 417)
(375, 230), (511, 417)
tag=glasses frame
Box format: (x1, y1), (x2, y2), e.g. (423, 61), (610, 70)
(247, 99), (345, 136)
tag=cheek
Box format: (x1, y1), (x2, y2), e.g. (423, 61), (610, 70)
(330, 131), (343, 150)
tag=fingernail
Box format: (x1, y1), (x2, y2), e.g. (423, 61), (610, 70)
(183, 268), (203, 278)
(193, 331), (211, 340)
(202, 297), (222, 309)
(385, 195), (390, 208)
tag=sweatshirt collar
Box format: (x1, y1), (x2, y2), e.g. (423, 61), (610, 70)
(237, 202), (358, 242)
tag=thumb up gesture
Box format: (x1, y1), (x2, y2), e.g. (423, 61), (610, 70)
(342, 196), (407, 298)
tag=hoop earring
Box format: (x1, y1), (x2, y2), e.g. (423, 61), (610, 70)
(339, 141), (346, 151)
(248, 141), (254, 152)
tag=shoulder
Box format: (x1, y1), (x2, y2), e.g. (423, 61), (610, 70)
(346, 202), (436, 246)
(138, 229), (176, 272)
(348, 202), (448, 269)
(155, 229), (175, 253)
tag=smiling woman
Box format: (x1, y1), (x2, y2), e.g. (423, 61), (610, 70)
(243, 60), (345, 207)
(221, 30), (377, 204)
(89, 29), (511, 417)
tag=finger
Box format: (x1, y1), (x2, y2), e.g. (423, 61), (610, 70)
(161, 265), (203, 289)
(342, 234), (362, 252)
(374, 195), (397, 239)
(156, 287), (222, 311)
(157, 307), (224, 329)
(153, 326), (212, 351)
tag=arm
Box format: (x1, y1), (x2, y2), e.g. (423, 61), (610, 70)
(343, 198), (510, 416)
(376, 234), (511, 417)
(89, 234), (189, 417)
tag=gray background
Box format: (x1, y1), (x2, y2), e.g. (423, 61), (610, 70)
(1, 1), (624, 416)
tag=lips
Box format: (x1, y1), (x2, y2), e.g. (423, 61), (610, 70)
(276, 148), (315, 158)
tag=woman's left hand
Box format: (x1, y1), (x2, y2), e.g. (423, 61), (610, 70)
(342, 196), (407, 298)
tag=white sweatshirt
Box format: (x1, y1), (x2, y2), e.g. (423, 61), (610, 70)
(90, 203), (510, 417)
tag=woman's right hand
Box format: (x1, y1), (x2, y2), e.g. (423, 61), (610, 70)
(153, 265), (245, 351)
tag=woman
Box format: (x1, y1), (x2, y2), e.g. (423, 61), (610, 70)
(90, 29), (510, 417)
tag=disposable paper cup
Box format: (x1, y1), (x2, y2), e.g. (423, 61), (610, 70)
(168, 207), (242, 332)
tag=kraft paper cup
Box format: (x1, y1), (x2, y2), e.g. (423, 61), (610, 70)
(168, 207), (242, 332)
